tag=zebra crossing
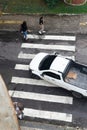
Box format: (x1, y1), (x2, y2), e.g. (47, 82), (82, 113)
(9, 34), (76, 124)
(9, 90), (73, 104)
(27, 34), (76, 41)
(21, 43), (75, 51)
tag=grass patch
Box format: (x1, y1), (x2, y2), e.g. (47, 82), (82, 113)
(0, 0), (87, 14)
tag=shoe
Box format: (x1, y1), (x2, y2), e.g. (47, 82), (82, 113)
(42, 30), (46, 33)
(23, 35), (25, 39)
(25, 37), (28, 40)
(39, 31), (42, 34)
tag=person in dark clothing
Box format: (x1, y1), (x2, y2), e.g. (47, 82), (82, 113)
(39, 16), (46, 34)
(20, 21), (28, 40)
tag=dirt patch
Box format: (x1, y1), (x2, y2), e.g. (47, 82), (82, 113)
(64, 0), (86, 5)
(72, 0), (86, 4)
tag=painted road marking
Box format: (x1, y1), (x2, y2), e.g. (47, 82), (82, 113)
(21, 43), (75, 52)
(15, 64), (29, 70)
(24, 108), (72, 122)
(9, 90), (73, 104)
(0, 20), (22, 24)
(16, 53), (75, 70)
(27, 34), (76, 41)
(18, 53), (75, 60)
(18, 52), (34, 59)
(11, 76), (54, 87)
(80, 22), (87, 26)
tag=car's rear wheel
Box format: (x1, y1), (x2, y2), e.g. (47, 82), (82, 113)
(72, 91), (83, 98)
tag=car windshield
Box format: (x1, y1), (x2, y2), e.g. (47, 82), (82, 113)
(39, 55), (56, 70)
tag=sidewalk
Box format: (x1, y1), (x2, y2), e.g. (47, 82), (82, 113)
(0, 14), (87, 34)
(19, 120), (79, 130)
(0, 75), (20, 130)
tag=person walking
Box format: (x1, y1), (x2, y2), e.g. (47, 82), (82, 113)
(20, 21), (28, 40)
(39, 16), (46, 34)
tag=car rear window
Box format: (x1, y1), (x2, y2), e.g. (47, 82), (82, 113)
(39, 55), (56, 70)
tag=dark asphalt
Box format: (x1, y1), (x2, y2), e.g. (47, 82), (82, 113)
(0, 31), (87, 129)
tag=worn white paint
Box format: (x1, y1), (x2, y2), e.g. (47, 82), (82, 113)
(11, 77), (54, 87)
(27, 34), (76, 41)
(9, 90), (73, 104)
(24, 108), (72, 122)
(21, 43), (75, 52)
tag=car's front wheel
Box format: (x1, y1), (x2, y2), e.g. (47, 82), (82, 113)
(29, 69), (33, 77)
(29, 69), (40, 79)
(72, 91), (83, 98)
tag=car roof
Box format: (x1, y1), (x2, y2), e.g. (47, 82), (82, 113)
(50, 56), (70, 73)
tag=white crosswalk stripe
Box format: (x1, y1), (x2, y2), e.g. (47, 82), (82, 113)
(15, 64), (29, 70)
(27, 34), (76, 41)
(21, 43), (75, 52)
(18, 52), (75, 60)
(24, 108), (72, 122)
(9, 34), (76, 123)
(11, 76), (54, 87)
(18, 52), (34, 59)
(9, 90), (73, 104)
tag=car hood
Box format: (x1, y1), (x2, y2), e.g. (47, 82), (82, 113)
(29, 52), (48, 71)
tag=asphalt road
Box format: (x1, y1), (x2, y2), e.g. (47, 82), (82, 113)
(0, 31), (87, 128)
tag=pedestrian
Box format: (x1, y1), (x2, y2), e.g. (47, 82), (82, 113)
(13, 102), (24, 120)
(20, 21), (28, 40)
(39, 16), (46, 34)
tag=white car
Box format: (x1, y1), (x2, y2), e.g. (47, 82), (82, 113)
(29, 52), (87, 98)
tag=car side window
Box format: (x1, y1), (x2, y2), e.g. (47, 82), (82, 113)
(43, 72), (61, 80)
